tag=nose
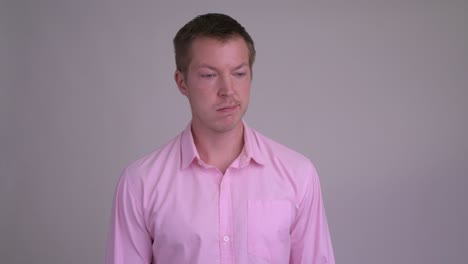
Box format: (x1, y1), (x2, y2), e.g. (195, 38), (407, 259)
(218, 74), (234, 97)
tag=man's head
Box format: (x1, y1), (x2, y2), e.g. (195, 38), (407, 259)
(173, 13), (256, 76)
(173, 13), (255, 135)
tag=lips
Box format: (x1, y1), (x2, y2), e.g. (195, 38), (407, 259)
(217, 104), (239, 112)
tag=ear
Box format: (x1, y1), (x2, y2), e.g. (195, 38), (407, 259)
(174, 70), (189, 96)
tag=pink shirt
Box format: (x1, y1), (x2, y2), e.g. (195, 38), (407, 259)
(106, 122), (335, 264)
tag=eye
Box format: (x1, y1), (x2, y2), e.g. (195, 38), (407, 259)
(200, 73), (216, 79)
(234, 72), (247, 77)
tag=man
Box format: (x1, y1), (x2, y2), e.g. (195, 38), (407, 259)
(106, 13), (335, 264)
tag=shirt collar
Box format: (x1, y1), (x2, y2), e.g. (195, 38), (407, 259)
(180, 122), (200, 169)
(180, 120), (266, 170)
(241, 120), (266, 167)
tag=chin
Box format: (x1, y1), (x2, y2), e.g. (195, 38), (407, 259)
(213, 117), (243, 133)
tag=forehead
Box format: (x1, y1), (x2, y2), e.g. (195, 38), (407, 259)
(188, 36), (249, 67)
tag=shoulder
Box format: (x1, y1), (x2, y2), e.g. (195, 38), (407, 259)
(249, 127), (320, 204)
(119, 133), (182, 186)
(251, 127), (315, 170)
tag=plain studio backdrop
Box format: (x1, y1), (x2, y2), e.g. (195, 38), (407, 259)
(1, 0), (467, 263)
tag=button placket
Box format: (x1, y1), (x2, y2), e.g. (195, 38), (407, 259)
(219, 171), (235, 263)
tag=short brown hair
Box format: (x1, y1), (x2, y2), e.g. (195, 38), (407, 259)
(173, 13), (256, 74)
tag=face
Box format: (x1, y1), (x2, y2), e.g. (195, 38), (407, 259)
(175, 36), (251, 135)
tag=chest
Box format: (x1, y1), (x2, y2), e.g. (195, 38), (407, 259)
(145, 165), (296, 256)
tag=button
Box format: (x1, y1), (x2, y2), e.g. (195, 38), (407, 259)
(223, 235), (230, 242)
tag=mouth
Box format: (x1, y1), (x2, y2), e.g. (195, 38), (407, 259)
(217, 104), (239, 113)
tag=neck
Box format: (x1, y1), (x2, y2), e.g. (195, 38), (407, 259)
(191, 122), (244, 174)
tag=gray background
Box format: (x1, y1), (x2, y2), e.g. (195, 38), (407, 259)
(1, 0), (467, 263)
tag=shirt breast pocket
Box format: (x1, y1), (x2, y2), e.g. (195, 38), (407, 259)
(247, 200), (291, 262)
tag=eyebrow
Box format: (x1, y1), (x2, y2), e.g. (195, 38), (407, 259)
(196, 63), (249, 71)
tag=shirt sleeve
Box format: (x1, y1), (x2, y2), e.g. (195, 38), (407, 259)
(289, 161), (335, 264)
(106, 168), (153, 264)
